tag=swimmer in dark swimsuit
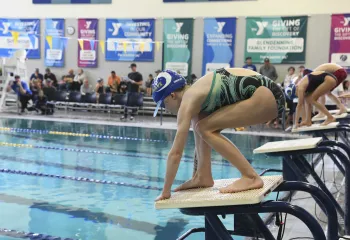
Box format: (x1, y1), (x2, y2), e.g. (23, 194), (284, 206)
(311, 63), (348, 118)
(152, 68), (285, 201)
(295, 71), (344, 127)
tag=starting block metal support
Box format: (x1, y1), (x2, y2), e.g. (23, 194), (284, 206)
(179, 200), (327, 240)
(264, 144), (350, 234)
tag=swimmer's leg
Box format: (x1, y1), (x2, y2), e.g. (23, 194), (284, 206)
(313, 95), (326, 118)
(196, 87), (278, 193)
(175, 116), (214, 191)
(308, 79), (337, 125)
(327, 92), (347, 114)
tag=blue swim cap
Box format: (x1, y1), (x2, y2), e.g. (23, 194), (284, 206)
(285, 83), (296, 101)
(152, 70), (186, 117)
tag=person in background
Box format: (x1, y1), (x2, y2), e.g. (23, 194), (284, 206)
(243, 57), (257, 71)
(283, 67), (298, 128)
(191, 74), (198, 84)
(283, 67), (297, 88)
(62, 69), (75, 91)
(44, 68), (58, 87)
(146, 74), (154, 96)
(295, 65), (305, 85)
(73, 69), (85, 91)
(155, 70), (161, 77)
(121, 63), (143, 121)
(44, 78), (56, 90)
(341, 80), (350, 107)
(7, 75), (32, 114)
(30, 68), (44, 83)
(95, 78), (105, 94)
(80, 79), (94, 95)
(259, 58), (278, 81)
(95, 78), (106, 104)
(108, 71), (121, 94)
(30, 79), (41, 101)
(28, 90), (54, 115)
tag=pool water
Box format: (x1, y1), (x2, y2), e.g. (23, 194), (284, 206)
(0, 118), (286, 240)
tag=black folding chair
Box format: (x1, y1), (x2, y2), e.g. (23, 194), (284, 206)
(125, 93), (144, 119)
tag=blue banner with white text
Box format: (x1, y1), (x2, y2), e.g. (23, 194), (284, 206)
(45, 19), (65, 67)
(0, 18), (40, 58)
(105, 18), (155, 61)
(202, 17), (236, 75)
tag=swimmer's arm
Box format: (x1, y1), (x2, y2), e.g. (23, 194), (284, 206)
(162, 105), (193, 195)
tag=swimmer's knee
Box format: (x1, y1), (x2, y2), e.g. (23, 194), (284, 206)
(195, 120), (211, 138)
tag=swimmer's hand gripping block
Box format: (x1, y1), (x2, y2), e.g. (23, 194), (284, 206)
(312, 113), (348, 122)
(292, 122), (339, 133)
(155, 175), (283, 209)
(253, 137), (322, 154)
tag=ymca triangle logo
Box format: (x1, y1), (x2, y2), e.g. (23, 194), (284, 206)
(112, 23), (122, 36)
(217, 22), (226, 33)
(255, 21), (268, 36)
(175, 22), (183, 33)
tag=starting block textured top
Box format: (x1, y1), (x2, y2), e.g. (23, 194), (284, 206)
(253, 137), (322, 154)
(292, 122), (339, 132)
(329, 109), (350, 114)
(312, 113), (348, 122)
(155, 175), (283, 209)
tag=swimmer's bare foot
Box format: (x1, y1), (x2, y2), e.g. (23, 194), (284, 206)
(299, 121), (312, 127)
(314, 113), (325, 119)
(174, 175), (214, 192)
(336, 107), (347, 115)
(219, 176), (264, 193)
(321, 116), (336, 126)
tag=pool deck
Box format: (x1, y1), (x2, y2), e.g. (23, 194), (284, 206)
(0, 110), (305, 139)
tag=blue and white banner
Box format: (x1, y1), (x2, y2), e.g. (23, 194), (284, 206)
(0, 18), (40, 59)
(105, 19), (155, 61)
(45, 19), (65, 67)
(202, 18), (236, 75)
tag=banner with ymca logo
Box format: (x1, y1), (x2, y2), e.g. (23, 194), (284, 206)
(105, 19), (155, 61)
(0, 18), (40, 59)
(163, 18), (194, 80)
(330, 14), (350, 73)
(245, 16), (308, 64)
(45, 19), (65, 67)
(78, 18), (98, 68)
(202, 18), (236, 75)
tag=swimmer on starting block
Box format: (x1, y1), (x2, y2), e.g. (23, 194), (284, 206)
(305, 63), (348, 119)
(295, 69), (346, 128)
(151, 68), (285, 201)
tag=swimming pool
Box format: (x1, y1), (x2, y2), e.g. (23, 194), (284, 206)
(0, 118), (286, 240)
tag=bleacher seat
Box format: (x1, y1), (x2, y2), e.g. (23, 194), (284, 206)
(98, 93), (112, 105)
(68, 92), (82, 103)
(43, 87), (57, 102)
(124, 93), (144, 117)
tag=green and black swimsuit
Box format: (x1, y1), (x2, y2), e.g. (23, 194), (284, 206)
(200, 68), (285, 115)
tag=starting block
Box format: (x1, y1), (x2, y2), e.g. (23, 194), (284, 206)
(291, 122), (350, 147)
(329, 108), (350, 114)
(156, 176), (283, 209)
(255, 137), (350, 236)
(156, 176), (337, 240)
(292, 122), (339, 132)
(312, 113), (348, 122)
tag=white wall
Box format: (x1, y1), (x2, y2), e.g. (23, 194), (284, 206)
(1, 0), (350, 18)
(1, 0), (350, 84)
